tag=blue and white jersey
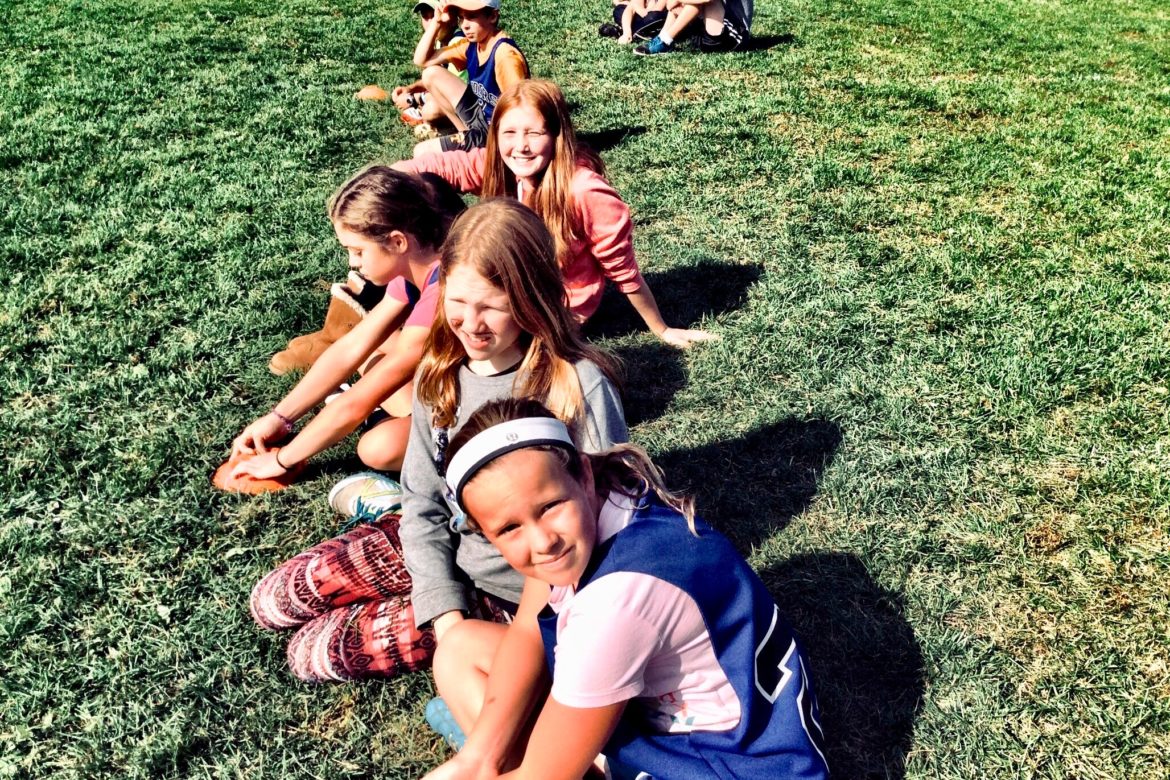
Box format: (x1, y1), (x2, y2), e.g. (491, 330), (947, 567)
(538, 497), (829, 779)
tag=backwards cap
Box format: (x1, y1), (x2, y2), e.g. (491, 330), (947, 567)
(445, 417), (575, 508)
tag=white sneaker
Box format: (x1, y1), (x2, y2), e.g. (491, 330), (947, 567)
(328, 472), (402, 520)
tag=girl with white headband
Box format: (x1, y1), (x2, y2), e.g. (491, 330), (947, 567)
(248, 199), (627, 683)
(423, 398), (830, 780)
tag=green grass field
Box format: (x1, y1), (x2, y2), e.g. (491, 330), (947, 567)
(2, 0), (1168, 777)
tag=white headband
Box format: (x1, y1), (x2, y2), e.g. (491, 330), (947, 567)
(445, 417), (575, 506)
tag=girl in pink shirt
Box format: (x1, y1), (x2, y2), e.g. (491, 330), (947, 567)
(396, 79), (718, 348)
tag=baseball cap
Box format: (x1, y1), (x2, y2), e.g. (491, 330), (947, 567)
(444, 0), (501, 11)
(412, 0), (439, 12)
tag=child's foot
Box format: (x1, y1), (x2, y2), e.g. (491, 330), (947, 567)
(425, 697), (467, 751)
(355, 84), (388, 101)
(413, 121), (438, 140)
(634, 36), (674, 56)
(598, 22), (621, 38)
(328, 472), (402, 520)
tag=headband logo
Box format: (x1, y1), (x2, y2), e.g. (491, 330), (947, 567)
(505, 432), (519, 442)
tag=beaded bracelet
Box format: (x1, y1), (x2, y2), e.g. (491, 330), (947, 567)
(270, 409), (295, 436)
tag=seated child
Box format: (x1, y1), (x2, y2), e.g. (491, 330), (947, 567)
(359, 1), (468, 130)
(421, 398), (830, 779)
(410, 0), (529, 156)
(229, 167), (464, 479)
(599, 0), (668, 44)
(246, 200), (627, 683)
(635, 0), (753, 56)
(396, 80), (719, 348)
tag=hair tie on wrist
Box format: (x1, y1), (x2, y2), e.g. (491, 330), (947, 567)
(274, 449), (288, 471)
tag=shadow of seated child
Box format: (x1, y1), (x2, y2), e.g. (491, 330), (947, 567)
(758, 553), (925, 779)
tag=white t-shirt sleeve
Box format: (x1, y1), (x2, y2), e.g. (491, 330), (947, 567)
(550, 572), (691, 709)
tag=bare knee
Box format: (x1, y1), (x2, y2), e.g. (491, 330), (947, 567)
(357, 422), (407, 472)
(413, 138), (444, 158)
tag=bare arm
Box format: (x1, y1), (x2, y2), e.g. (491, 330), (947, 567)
(413, 14), (447, 68)
(231, 324), (428, 478)
(624, 283), (719, 349)
(231, 296), (409, 455)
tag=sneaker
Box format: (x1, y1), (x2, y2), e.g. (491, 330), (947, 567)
(634, 36), (674, 56)
(328, 472), (402, 521)
(425, 697), (467, 751)
(598, 22), (621, 38)
(324, 383), (351, 405)
(400, 107), (425, 126)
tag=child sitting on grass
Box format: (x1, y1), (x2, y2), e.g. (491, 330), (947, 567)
(599, 0), (668, 44)
(410, 0), (529, 156)
(246, 200), (627, 683)
(397, 80), (719, 348)
(420, 398), (830, 779)
(229, 167), (464, 480)
(634, 0), (753, 56)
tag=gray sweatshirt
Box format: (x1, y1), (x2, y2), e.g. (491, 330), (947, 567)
(399, 359), (628, 627)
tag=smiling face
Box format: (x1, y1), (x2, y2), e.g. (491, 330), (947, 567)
(496, 103), (556, 188)
(443, 262), (524, 372)
(463, 448), (600, 587)
(332, 222), (404, 286)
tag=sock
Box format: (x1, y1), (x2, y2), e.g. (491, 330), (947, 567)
(659, 32), (674, 45)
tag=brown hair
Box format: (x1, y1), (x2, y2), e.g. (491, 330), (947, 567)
(415, 199), (620, 429)
(479, 80), (606, 272)
(327, 166), (465, 250)
(449, 398), (697, 533)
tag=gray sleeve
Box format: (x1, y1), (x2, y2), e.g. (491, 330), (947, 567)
(398, 395), (471, 627)
(577, 361), (629, 453)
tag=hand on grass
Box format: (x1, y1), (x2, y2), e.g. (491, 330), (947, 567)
(658, 327), (720, 349)
(232, 414), (288, 456)
(421, 752), (497, 780)
(229, 450), (288, 480)
(617, 33), (632, 44)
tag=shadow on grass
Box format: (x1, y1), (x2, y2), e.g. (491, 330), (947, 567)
(656, 418), (843, 549)
(759, 553), (924, 779)
(579, 126), (647, 154)
(613, 340), (687, 426)
(584, 259), (763, 340)
(743, 33), (796, 52)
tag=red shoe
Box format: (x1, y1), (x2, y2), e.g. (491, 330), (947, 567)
(399, 107), (425, 126)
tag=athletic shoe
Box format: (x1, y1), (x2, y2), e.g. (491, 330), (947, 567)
(598, 22), (621, 38)
(425, 697), (467, 750)
(328, 472), (402, 521)
(400, 107), (425, 126)
(324, 383), (351, 405)
(634, 36), (674, 56)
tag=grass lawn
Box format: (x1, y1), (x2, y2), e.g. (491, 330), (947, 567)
(2, 0), (1168, 777)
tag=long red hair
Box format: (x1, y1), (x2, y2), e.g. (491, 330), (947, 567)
(479, 80), (605, 272)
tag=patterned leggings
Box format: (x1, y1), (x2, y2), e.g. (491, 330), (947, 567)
(250, 514), (512, 683)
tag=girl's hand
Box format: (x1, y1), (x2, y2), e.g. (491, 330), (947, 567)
(232, 414), (288, 456)
(420, 753), (497, 780)
(617, 33), (632, 44)
(658, 327), (720, 349)
(229, 450), (289, 480)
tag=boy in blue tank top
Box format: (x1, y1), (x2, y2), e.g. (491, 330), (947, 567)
(412, 0), (529, 156)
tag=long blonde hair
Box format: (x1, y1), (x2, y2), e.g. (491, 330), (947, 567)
(449, 398), (697, 533)
(479, 80), (606, 272)
(414, 199), (619, 430)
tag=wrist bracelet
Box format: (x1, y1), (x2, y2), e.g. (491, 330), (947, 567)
(274, 449), (288, 471)
(270, 409), (295, 435)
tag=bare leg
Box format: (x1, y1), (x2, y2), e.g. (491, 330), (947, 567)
(662, 4), (700, 40)
(432, 619), (510, 731)
(420, 65), (470, 131)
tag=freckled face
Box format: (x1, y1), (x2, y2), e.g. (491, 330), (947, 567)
(463, 448), (599, 587)
(496, 104), (555, 187)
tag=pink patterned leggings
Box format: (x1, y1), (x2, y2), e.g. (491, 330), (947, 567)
(249, 514), (511, 683)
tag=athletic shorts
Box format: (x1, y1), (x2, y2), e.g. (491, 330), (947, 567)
(439, 84), (492, 152)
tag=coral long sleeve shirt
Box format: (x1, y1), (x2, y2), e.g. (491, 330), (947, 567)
(397, 148), (645, 319)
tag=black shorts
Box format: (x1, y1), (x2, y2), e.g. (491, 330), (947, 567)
(439, 84), (492, 152)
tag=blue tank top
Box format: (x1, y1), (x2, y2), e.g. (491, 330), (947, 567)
(465, 37), (522, 121)
(538, 497), (830, 779)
